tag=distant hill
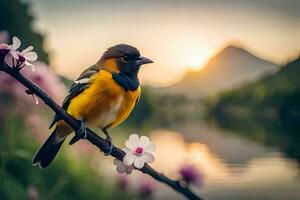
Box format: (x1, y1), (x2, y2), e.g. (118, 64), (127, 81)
(157, 45), (278, 99)
(207, 57), (300, 126)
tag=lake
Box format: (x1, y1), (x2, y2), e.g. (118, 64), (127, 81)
(100, 119), (300, 200)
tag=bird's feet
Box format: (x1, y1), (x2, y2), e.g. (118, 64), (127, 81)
(69, 120), (87, 145)
(102, 128), (113, 156)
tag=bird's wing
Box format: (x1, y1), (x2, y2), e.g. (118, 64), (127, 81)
(49, 65), (100, 129)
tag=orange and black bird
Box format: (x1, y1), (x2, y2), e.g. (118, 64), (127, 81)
(32, 44), (153, 168)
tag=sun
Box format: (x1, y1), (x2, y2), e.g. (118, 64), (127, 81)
(186, 55), (205, 70)
(186, 55), (207, 71)
(176, 44), (209, 71)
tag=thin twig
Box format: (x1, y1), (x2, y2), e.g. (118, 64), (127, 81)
(0, 61), (203, 200)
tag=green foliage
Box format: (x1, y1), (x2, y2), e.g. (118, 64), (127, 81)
(0, 0), (49, 63)
(127, 86), (190, 128)
(127, 86), (157, 127)
(0, 114), (134, 200)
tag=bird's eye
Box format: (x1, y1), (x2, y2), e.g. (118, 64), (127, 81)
(123, 55), (129, 62)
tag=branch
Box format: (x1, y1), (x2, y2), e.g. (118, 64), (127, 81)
(0, 61), (203, 200)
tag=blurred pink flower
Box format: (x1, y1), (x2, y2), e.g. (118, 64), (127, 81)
(179, 164), (203, 187)
(138, 176), (156, 199)
(74, 140), (96, 155)
(115, 174), (129, 191)
(0, 31), (9, 55)
(27, 185), (39, 200)
(0, 61), (67, 106)
(0, 30), (9, 43)
(25, 114), (48, 141)
(22, 62), (67, 103)
(0, 61), (67, 130)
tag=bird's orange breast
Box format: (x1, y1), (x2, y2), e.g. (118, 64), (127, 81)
(67, 70), (140, 129)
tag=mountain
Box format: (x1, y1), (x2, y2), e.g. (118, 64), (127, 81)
(208, 57), (300, 117)
(158, 45), (278, 99)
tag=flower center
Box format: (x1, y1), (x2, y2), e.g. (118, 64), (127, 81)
(18, 54), (25, 62)
(134, 147), (144, 156)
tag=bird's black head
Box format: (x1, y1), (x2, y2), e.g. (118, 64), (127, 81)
(100, 44), (153, 76)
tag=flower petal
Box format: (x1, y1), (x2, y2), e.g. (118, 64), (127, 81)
(12, 36), (21, 50)
(144, 143), (156, 153)
(10, 50), (19, 59)
(125, 166), (133, 174)
(117, 164), (126, 174)
(123, 152), (136, 166)
(139, 136), (150, 148)
(143, 152), (155, 163)
(125, 134), (139, 149)
(23, 51), (37, 61)
(4, 54), (15, 67)
(21, 45), (33, 54)
(134, 156), (145, 169)
(24, 61), (35, 71)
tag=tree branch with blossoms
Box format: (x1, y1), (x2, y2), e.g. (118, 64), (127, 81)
(0, 37), (203, 200)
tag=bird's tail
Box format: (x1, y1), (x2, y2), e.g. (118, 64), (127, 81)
(32, 122), (71, 168)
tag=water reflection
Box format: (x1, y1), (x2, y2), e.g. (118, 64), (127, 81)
(98, 122), (300, 200)
(149, 126), (300, 200)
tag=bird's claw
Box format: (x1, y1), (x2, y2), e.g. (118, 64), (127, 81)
(77, 121), (88, 139)
(103, 135), (113, 156)
(69, 120), (87, 145)
(102, 129), (113, 156)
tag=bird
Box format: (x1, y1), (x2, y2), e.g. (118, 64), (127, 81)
(32, 44), (153, 168)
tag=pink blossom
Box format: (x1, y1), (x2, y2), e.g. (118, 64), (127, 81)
(138, 176), (156, 198)
(25, 114), (48, 141)
(21, 62), (67, 103)
(0, 62), (67, 122)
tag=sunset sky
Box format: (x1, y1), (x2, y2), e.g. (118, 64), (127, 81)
(29, 0), (300, 86)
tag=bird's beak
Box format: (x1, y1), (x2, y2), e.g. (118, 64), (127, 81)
(135, 56), (153, 66)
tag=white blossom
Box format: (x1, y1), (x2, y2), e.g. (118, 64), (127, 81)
(123, 134), (155, 169)
(5, 36), (38, 71)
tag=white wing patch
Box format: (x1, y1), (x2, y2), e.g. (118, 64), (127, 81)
(74, 78), (90, 84)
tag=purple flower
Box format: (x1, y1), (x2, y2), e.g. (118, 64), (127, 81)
(179, 164), (203, 186)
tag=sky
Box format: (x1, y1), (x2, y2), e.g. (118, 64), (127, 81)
(28, 0), (300, 86)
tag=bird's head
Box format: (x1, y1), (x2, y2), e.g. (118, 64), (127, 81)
(98, 44), (153, 76)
